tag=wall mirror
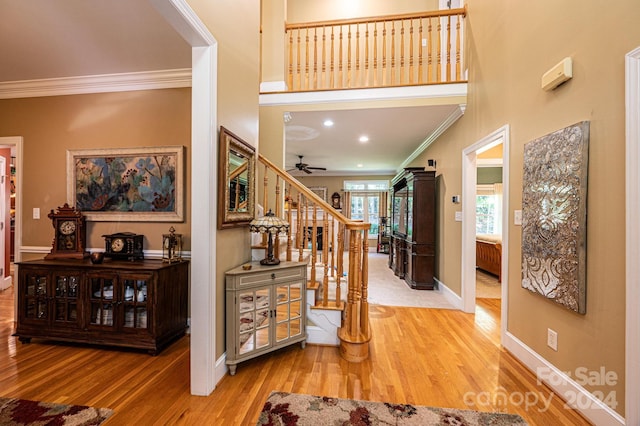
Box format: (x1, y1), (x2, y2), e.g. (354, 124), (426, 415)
(218, 127), (256, 229)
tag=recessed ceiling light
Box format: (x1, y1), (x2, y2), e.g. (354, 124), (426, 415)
(359, 136), (369, 143)
(323, 119), (334, 127)
(357, 163), (363, 168)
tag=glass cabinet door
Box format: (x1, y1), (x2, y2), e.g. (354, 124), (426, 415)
(22, 271), (49, 323)
(237, 287), (270, 355)
(89, 275), (116, 328)
(52, 272), (81, 327)
(276, 282), (303, 343)
(121, 277), (149, 332)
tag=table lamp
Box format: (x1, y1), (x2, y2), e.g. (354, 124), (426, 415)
(249, 209), (289, 266)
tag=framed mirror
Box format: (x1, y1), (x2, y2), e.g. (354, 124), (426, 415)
(218, 127), (256, 229)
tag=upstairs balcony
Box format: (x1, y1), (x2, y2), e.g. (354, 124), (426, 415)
(260, 7), (467, 101)
(284, 8), (466, 92)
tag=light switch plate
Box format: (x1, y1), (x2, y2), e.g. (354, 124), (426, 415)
(547, 328), (558, 351)
(455, 211), (462, 222)
(33, 208), (40, 219)
(514, 210), (522, 226)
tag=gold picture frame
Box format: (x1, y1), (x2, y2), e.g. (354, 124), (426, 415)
(218, 127), (256, 229)
(67, 146), (184, 222)
(308, 186), (327, 202)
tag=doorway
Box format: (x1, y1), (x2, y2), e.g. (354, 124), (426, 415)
(475, 145), (503, 300)
(461, 125), (510, 342)
(0, 137), (21, 291)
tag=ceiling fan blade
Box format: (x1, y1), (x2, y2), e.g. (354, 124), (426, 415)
(306, 166), (327, 170)
(302, 168), (312, 174)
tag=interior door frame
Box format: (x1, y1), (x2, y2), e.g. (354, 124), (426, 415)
(461, 125), (510, 341)
(0, 137), (22, 276)
(625, 45), (640, 426)
(150, 0), (218, 396)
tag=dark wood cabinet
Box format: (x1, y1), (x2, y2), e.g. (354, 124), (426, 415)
(15, 258), (189, 355)
(389, 167), (436, 290)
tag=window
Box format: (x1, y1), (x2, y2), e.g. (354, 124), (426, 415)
(344, 180), (389, 191)
(476, 184), (502, 235)
(350, 193), (380, 235)
(345, 180), (389, 237)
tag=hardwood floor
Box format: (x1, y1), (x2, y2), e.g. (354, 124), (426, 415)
(0, 285), (591, 425)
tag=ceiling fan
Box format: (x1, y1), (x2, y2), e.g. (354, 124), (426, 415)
(289, 155), (327, 174)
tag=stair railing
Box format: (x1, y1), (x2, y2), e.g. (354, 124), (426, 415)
(258, 154), (371, 361)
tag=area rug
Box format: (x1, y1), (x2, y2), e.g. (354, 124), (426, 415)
(0, 397), (113, 426)
(257, 391), (528, 425)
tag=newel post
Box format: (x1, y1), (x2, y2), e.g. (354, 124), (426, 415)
(337, 223), (371, 362)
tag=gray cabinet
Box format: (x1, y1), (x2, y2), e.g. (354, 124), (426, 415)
(225, 261), (307, 375)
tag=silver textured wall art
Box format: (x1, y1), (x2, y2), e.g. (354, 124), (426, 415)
(521, 121), (589, 314)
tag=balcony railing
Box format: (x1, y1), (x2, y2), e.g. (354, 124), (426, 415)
(285, 7), (466, 92)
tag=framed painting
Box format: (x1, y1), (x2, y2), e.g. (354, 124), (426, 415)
(521, 121), (589, 314)
(308, 186), (327, 202)
(67, 146), (184, 222)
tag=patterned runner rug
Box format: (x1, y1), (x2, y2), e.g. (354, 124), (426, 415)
(257, 391), (528, 425)
(0, 397), (113, 426)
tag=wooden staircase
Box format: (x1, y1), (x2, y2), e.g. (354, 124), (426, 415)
(257, 154), (371, 361)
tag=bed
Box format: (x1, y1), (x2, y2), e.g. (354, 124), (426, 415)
(476, 234), (502, 282)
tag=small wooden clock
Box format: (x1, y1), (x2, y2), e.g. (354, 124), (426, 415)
(102, 232), (144, 261)
(45, 203), (90, 260)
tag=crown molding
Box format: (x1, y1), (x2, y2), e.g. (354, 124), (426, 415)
(398, 105), (465, 172)
(0, 68), (192, 99)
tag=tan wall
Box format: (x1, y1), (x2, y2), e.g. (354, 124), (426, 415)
(294, 174), (393, 210)
(409, 0), (638, 414)
(477, 143), (502, 159)
(0, 89), (191, 258)
(187, 0), (261, 359)
(287, 0), (440, 22)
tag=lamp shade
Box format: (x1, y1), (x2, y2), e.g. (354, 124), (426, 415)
(249, 210), (289, 235)
(249, 210), (289, 266)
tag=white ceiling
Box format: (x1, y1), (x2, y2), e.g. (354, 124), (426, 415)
(0, 0), (191, 81)
(0, 1), (462, 177)
(284, 105), (459, 177)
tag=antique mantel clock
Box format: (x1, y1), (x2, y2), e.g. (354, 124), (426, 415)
(45, 203), (90, 260)
(102, 232), (144, 261)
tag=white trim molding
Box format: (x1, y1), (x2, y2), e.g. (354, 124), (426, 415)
(399, 106), (465, 172)
(0, 69), (192, 99)
(259, 83), (467, 106)
(434, 278), (463, 310)
(260, 81), (288, 93)
(625, 45), (640, 426)
(504, 332), (625, 426)
(150, 0), (218, 397)
(461, 125), (510, 320)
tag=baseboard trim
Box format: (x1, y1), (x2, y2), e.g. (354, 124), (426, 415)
(215, 352), (228, 386)
(18, 246), (191, 259)
(435, 277), (463, 310)
(503, 331), (625, 426)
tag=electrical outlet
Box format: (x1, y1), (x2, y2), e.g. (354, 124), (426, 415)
(547, 328), (558, 351)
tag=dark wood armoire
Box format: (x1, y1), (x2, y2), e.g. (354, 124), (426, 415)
(389, 167), (436, 290)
